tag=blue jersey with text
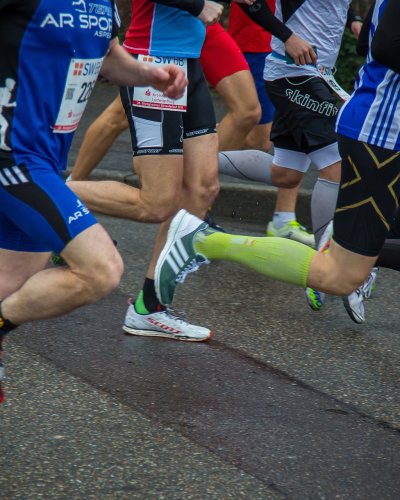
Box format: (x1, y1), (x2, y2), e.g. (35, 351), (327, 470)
(337, 0), (400, 150)
(0, 0), (119, 171)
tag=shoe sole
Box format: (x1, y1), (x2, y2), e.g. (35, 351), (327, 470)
(342, 297), (364, 324)
(122, 324), (211, 342)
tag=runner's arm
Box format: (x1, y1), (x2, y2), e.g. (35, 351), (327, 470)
(238, 0), (317, 65)
(100, 38), (188, 98)
(356, 1), (374, 57)
(371, 0), (400, 73)
(346, 6), (363, 38)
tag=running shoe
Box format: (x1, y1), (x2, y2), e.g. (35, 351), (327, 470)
(304, 221), (333, 311)
(362, 267), (379, 299)
(155, 209), (210, 306)
(305, 288), (326, 311)
(204, 211), (225, 232)
(341, 267), (378, 324)
(122, 299), (211, 342)
(50, 253), (66, 266)
(342, 288), (365, 324)
(267, 220), (315, 248)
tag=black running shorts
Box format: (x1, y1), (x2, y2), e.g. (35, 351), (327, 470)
(265, 76), (339, 153)
(333, 134), (400, 256)
(120, 58), (216, 156)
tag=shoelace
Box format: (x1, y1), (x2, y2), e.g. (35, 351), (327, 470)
(176, 259), (199, 284)
(164, 306), (189, 325)
(176, 256), (209, 284)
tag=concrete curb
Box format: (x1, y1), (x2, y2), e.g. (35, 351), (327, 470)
(65, 168), (313, 228)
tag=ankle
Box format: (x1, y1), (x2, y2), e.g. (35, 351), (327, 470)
(0, 302), (18, 334)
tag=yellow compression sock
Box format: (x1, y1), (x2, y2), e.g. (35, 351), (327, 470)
(194, 230), (315, 288)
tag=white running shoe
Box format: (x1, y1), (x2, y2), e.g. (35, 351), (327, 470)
(122, 300), (211, 342)
(342, 267), (378, 324)
(342, 289), (365, 324)
(267, 220), (315, 248)
(362, 267), (379, 299)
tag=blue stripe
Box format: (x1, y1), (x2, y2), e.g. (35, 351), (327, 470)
(367, 72), (395, 145)
(380, 76), (400, 147)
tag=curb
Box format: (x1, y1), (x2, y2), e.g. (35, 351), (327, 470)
(65, 168), (313, 228)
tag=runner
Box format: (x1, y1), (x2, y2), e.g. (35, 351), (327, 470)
(154, 0), (400, 330)
(0, 0), (187, 400)
(68, 0), (224, 342)
(228, 0), (315, 247)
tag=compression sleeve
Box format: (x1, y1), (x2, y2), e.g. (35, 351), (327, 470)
(152, 0), (205, 17)
(346, 7), (363, 30)
(371, 0), (400, 73)
(238, 0), (293, 43)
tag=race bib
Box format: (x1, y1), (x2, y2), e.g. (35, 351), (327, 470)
(133, 55), (188, 112)
(54, 57), (103, 133)
(318, 65), (351, 102)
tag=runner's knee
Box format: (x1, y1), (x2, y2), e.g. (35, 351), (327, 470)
(78, 249), (123, 302)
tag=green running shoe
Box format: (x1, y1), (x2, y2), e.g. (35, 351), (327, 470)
(155, 209), (210, 305)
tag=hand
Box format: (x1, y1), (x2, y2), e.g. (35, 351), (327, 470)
(351, 21), (363, 39)
(197, 1), (224, 26)
(284, 34), (318, 65)
(146, 65), (188, 100)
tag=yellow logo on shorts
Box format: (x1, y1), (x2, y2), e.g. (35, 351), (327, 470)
(0, 317), (4, 329)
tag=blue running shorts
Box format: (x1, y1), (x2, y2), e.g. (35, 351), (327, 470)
(244, 52), (275, 125)
(0, 158), (97, 253)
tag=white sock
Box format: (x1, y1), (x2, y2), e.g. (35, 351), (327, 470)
(272, 212), (296, 229)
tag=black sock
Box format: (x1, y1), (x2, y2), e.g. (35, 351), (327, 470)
(142, 278), (165, 313)
(0, 302), (18, 334)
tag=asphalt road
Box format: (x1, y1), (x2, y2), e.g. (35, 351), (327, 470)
(1, 83), (399, 499)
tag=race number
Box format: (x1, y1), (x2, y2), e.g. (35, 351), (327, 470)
(133, 55), (188, 112)
(318, 65), (351, 102)
(54, 57), (103, 133)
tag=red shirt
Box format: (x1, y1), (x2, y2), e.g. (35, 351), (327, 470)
(228, 0), (276, 53)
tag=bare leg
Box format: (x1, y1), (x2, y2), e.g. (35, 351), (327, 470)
(274, 185), (301, 213)
(70, 95), (128, 180)
(1, 224), (123, 325)
(308, 240), (376, 295)
(68, 155), (183, 223)
(215, 71), (261, 151)
(242, 122), (273, 153)
(146, 133), (219, 279)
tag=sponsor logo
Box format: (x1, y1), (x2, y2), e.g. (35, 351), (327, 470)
(147, 318), (180, 333)
(185, 129), (210, 137)
(40, 2), (113, 36)
(154, 56), (185, 67)
(68, 199), (90, 224)
(285, 89), (338, 116)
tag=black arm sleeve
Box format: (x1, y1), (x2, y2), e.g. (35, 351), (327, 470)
(238, 0), (292, 43)
(152, 0), (205, 17)
(371, 0), (400, 73)
(356, 1), (374, 57)
(346, 7), (363, 31)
